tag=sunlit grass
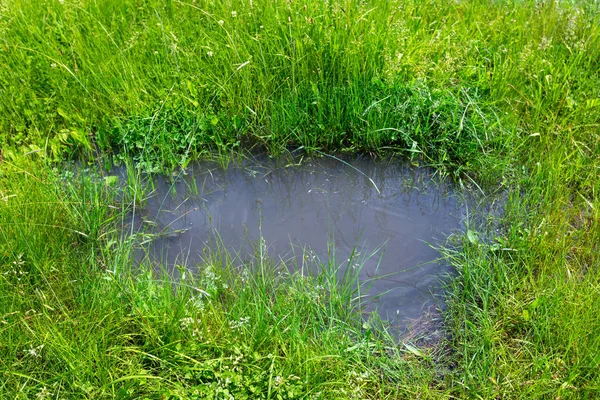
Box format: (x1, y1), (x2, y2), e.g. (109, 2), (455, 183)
(1, 0), (599, 398)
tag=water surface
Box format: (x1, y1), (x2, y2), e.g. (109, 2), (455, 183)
(136, 157), (465, 333)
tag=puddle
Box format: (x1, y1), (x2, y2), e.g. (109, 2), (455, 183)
(134, 157), (466, 334)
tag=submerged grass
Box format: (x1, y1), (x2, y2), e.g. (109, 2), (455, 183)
(1, 0), (600, 398)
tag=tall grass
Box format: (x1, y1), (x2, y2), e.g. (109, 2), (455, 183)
(1, 1), (596, 175)
(0, 0), (555, 175)
(441, 141), (600, 398)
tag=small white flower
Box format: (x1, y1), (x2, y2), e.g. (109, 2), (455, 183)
(229, 316), (250, 330)
(538, 36), (551, 51)
(50, 63), (57, 68)
(241, 268), (250, 283)
(13, 254), (25, 267)
(218, 20), (225, 26)
(189, 293), (206, 310)
(36, 386), (51, 399)
(26, 344), (44, 358)
(231, 11), (237, 18)
(207, 51), (214, 57)
(179, 317), (194, 330)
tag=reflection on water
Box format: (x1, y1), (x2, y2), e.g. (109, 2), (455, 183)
(136, 157), (466, 333)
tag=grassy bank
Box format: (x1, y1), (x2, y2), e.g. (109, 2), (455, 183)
(1, 0), (600, 398)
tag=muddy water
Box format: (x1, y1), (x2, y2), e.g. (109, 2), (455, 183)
(137, 157), (465, 333)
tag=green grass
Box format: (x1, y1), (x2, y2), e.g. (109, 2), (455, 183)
(0, 0), (534, 176)
(0, 160), (445, 398)
(1, 0), (600, 398)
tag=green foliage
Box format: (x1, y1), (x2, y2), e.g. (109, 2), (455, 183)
(0, 162), (442, 398)
(1, 0), (600, 398)
(2, 0), (598, 176)
(0, 0), (538, 173)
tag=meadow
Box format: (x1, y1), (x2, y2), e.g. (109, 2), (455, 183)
(1, 0), (599, 398)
